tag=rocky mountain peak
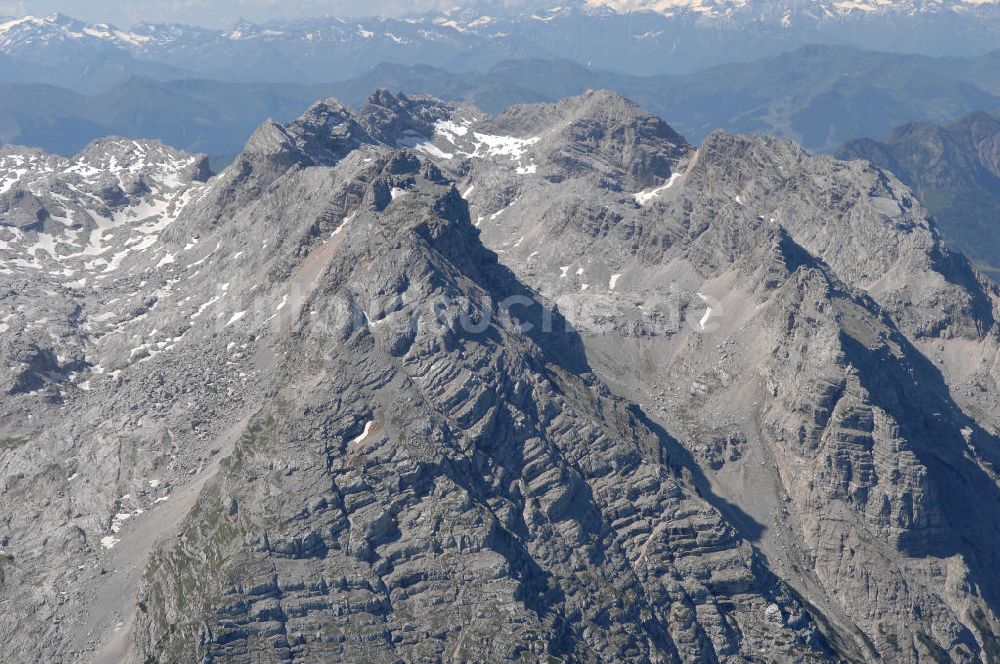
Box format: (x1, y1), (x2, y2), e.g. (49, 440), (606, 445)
(4, 89), (1000, 663)
(358, 89), (454, 144)
(283, 100), (373, 164)
(239, 119), (300, 162)
(99, 133), (836, 662)
(296, 96), (355, 127)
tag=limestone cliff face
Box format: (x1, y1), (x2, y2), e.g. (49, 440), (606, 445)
(3, 91), (1000, 663)
(402, 90), (1000, 661)
(131, 150), (831, 663)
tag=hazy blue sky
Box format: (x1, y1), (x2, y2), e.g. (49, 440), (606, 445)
(0, 0), (480, 26)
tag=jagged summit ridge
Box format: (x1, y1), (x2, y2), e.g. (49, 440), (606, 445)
(2, 90), (1000, 662)
(370, 90), (1000, 661)
(224, 88), (692, 198)
(127, 134), (836, 663)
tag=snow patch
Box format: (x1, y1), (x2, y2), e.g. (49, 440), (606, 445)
(396, 131), (454, 159)
(697, 292), (715, 331)
(225, 310), (246, 326)
(634, 172), (683, 206)
(332, 212), (355, 236)
(472, 133), (540, 160)
(434, 119), (470, 143)
(191, 295), (220, 320)
(350, 420), (375, 446)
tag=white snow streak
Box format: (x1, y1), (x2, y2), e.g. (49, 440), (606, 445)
(634, 172), (683, 206)
(350, 421), (375, 446)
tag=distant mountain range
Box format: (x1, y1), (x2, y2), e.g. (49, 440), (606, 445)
(338, 49), (1000, 153)
(1, 3), (999, 92)
(838, 111), (1000, 276)
(2, 6), (997, 286)
(586, 0), (1000, 17)
(2, 47), (998, 159)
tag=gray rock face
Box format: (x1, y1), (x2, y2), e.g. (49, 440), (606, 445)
(405, 89), (1000, 662)
(1, 89), (1000, 663)
(132, 153), (832, 663)
(837, 111), (1000, 277)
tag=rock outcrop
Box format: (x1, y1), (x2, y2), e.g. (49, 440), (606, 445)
(2, 90), (1000, 663)
(837, 111), (1000, 277)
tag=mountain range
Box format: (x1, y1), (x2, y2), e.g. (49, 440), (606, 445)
(3, 89), (1000, 662)
(2, 0), (1000, 661)
(2, 46), (1000, 161)
(1, 3), (1000, 93)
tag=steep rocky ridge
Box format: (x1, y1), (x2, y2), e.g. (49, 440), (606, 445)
(1, 94), (837, 663)
(3, 90), (1000, 662)
(131, 145), (835, 663)
(381, 89), (1000, 661)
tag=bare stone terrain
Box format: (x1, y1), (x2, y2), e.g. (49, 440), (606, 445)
(2, 90), (1000, 662)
